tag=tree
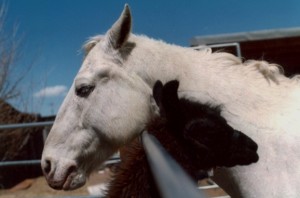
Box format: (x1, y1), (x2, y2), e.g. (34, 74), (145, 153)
(0, 3), (29, 101)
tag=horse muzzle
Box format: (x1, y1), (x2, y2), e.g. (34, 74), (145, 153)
(41, 157), (86, 190)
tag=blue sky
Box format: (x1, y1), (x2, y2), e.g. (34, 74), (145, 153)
(3, 0), (300, 116)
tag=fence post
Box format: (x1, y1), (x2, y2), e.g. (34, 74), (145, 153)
(142, 131), (207, 198)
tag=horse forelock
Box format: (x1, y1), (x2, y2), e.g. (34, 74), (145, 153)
(82, 35), (104, 57)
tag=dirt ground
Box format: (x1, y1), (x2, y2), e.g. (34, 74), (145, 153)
(0, 168), (228, 198)
(0, 168), (112, 198)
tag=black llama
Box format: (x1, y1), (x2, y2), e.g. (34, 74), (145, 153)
(106, 80), (259, 198)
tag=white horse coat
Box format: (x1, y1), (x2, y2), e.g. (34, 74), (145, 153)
(42, 5), (300, 197)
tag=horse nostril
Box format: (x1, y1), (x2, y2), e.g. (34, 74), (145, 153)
(66, 164), (77, 177)
(43, 159), (52, 175)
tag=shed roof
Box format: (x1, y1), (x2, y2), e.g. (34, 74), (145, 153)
(190, 27), (300, 46)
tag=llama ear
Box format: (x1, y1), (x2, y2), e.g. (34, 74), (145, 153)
(153, 80), (163, 107)
(161, 80), (180, 107)
(105, 4), (132, 50)
(161, 80), (181, 119)
(160, 80), (185, 133)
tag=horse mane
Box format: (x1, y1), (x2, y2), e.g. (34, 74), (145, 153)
(82, 33), (300, 86)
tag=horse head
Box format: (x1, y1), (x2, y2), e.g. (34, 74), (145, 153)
(41, 5), (155, 190)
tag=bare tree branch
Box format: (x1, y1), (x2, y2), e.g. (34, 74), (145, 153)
(0, 3), (33, 102)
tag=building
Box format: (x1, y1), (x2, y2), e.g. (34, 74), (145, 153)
(190, 27), (300, 76)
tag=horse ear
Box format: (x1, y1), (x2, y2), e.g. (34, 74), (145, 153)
(105, 4), (132, 50)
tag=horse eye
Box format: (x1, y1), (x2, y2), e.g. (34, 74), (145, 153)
(75, 85), (95, 97)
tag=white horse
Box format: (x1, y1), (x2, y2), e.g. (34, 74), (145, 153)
(42, 5), (300, 197)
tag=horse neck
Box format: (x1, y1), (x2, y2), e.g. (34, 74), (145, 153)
(126, 34), (300, 132)
(127, 34), (270, 102)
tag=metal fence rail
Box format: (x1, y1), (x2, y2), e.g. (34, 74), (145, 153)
(0, 121), (121, 167)
(0, 121), (54, 130)
(0, 159), (41, 167)
(1, 122), (218, 197)
(191, 42), (242, 58)
(142, 131), (207, 198)
(0, 121), (54, 167)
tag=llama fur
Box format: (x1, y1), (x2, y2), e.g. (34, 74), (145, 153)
(106, 80), (259, 198)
